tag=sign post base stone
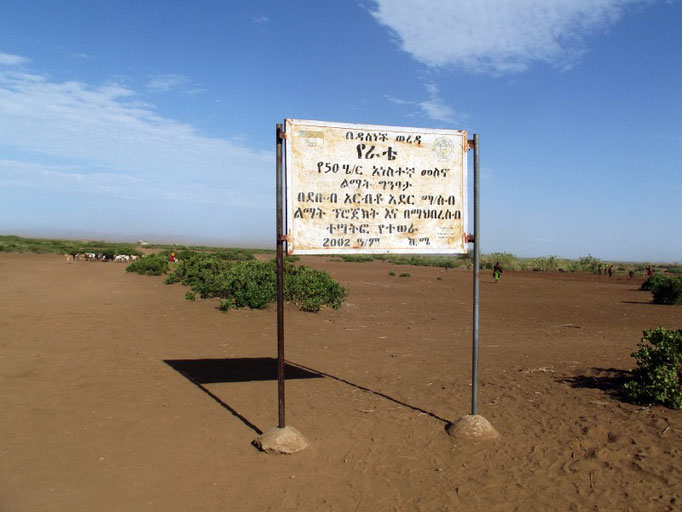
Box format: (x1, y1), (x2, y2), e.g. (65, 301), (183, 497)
(254, 426), (310, 454)
(446, 415), (499, 441)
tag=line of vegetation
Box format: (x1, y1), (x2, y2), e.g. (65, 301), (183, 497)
(145, 243), (271, 257)
(128, 251), (345, 312)
(0, 234), (142, 256)
(330, 251), (681, 276)
(623, 327), (682, 409)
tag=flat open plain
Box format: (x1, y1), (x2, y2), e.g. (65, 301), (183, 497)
(1, 253), (680, 511)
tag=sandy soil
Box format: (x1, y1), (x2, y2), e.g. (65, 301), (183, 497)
(1, 253), (680, 511)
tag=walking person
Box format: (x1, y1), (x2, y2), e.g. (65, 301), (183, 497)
(493, 262), (502, 283)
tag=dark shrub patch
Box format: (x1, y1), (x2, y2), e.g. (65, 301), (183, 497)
(651, 275), (682, 305)
(126, 254), (169, 276)
(623, 328), (682, 408)
(163, 253), (344, 312)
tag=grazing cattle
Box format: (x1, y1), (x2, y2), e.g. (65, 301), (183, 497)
(64, 254), (74, 263)
(114, 254), (130, 263)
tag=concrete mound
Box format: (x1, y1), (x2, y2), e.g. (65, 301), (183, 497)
(254, 426), (310, 454)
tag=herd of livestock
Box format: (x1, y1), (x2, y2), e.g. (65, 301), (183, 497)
(64, 252), (142, 263)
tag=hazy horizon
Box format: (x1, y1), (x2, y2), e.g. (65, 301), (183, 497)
(3, 230), (679, 264)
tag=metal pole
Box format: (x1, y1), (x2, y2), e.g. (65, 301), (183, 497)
(471, 133), (480, 416)
(276, 123), (286, 428)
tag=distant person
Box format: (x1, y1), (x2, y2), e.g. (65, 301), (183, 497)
(629, 270), (634, 280)
(608, 265), (613, 278)
(170, 251), (176, 262)
(493, 262), (502, 283)
(647, 265), (654, 278)
(598, 264), (602, 275)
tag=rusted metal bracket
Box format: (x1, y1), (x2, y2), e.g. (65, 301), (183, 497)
(467, 139), (475, 149)
(278, 234), (291, 242)
(277, 130), (287, 140)
(466, 233), (475, 243)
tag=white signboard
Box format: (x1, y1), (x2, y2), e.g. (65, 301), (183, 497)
(285, 119), (468, 255)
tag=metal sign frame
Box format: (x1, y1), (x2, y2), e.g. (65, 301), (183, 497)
(272, 120), (482, 435)
(284, 119), (469, 255)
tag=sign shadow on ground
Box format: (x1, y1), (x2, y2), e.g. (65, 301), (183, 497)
(164, 357), (322, 435)
(165, 358), (450, 434)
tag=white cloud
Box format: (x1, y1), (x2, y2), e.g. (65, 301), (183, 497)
(0, 52), (29, 66)
(418, 83), (457, 124)
(370, 0), (650, 73)
(146, 73), (200, 94)
(387, 82), (461, 125)
(0, 57), (272, 207)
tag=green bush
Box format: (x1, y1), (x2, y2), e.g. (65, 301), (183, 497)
(219, 299), (233, 312)
(339, 254), (375, 263)
(623, 328), (682, 408)
(568, 254), (602, 273)
(163, 252), (345, 312)
(126, 254), (169, 276)
(640, 273), (665, 291)
(224, 260), (277, 309)
(185, 292), (196, 301)
(389, 271), (396, 276)
(399, 272), (411, 278)
(651, 275), (682, 305)
(284, 264), (345, 312)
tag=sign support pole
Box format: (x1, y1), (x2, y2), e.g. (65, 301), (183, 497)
(253, 123), (310, 454)
(471, 133), (480, 416)
(276, 123), (286, 429)
(446, 133), (499, 440)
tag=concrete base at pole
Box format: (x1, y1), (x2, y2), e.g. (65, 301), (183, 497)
(446, 415), (500, 441)
(254, 426), (310, 454)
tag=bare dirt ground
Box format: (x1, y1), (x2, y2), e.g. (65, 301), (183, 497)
(1, 253), (680, 511)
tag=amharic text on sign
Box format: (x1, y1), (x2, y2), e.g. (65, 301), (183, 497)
(285, 119), (468, 254)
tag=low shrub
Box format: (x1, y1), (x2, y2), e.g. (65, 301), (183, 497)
(219, 299), (233, 312)
(651, 275), (682, 305)
(640, 273), (665, 291)
(284, 264), (345, 312)
(340, 255), (374, 263)
(399, 272), (411, 278)
(126, 254), (169, 276)
(163, 252), (345, 312)
(623, 328), (682, 408)
(224, 260), (276, 309)
(185, 292), (196, 301)
(389, 271), (396, 276)
(567, 254), (602, 273)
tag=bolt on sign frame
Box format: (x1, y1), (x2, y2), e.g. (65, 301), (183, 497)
(274, 119), (482, 431)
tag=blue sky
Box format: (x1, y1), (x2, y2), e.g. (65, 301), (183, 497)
(0, 0), (680, 261)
